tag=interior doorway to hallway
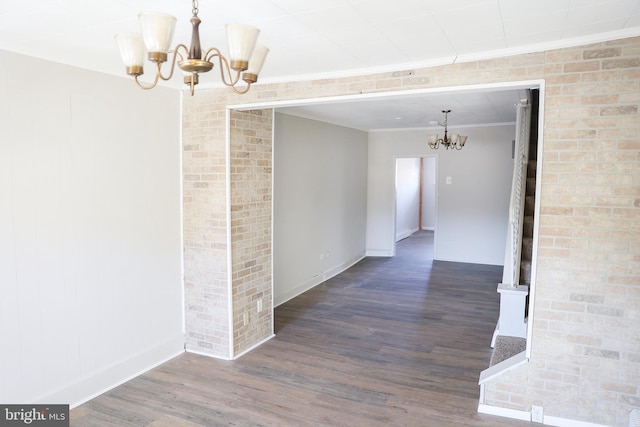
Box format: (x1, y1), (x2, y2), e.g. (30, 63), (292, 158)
(395, 156), (437, 255)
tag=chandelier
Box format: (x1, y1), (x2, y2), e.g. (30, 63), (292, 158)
(427, 109), (468, 150)
(114, 0), (268, 96)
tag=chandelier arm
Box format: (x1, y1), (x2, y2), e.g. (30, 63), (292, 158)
(133, 63), (163, 90)
(188, 78), (196, 96)
(231, 83), (252, 95)
(155, 44), (190, 81)
(204, 48), (243, 87)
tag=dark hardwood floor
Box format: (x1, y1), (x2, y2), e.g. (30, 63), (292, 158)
(71, 231), (532, 426)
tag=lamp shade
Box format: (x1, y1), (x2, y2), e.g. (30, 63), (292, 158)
(226, 23), (260, 63)
(115, 33), (145, 67)
(246, 44), (269, 76)
(139, 12), (177, 53)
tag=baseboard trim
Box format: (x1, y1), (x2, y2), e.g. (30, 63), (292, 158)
(478, 404), (530, 421)
(233, 334), (276, 360)
(365, 249), (393, 257)
(544, 415), (610, 427)
(395, 230), (413, 241)
(274, 253), (365, 307)
(478, 404), (611, 427)
(185, 348), (232, 361)
(41, 334), (185, 409)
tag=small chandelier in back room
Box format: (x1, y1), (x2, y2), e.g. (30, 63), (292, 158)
(427, 109), (468, 150)
(114, 0), (269, 96)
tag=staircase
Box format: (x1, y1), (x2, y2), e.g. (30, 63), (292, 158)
(480, 90), (539, 394)
(520, 89), (539, 316)
(489, 89), (539, 353)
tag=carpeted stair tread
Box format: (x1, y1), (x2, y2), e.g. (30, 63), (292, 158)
(490, 336), (527, 366)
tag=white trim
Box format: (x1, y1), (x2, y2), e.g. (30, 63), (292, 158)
(274, 253), (366, 307)
(455, 27), (640, 65)
(198, 57), (457, 89)
(433, 256), (505, 266)
(179, 90), (186, 338)
(366, 249), (394, 257)
(232, 334), (276, 360)
(225, 107), (234, 360)
(270, 108), (276, 338)
(526, 82), (545, 359)
(45, 336), (184, 408)
(544, 415), (610, 427)
(228, 81), (544, 113)
(478, 405), (612, 427)
(185, 348), (231, 361)
(198, 26), (640, 90)
(479, 351), (527, 384)
(395, 229), (414, 242)
(478, 404), (531, 422)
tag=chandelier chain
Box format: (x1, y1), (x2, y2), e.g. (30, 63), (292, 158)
(427, 109), (468, 150)
(192, 0), (199, 16)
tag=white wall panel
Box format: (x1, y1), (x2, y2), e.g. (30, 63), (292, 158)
(0, 49), (184, 406)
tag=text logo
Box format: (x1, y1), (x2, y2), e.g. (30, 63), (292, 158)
(0, 405), (68, 426)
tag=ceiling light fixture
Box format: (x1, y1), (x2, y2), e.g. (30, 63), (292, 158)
(114, 0), (268, 96)
(427, 109), (468, 150)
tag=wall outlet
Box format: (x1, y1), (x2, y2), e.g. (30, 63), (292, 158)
(531, 405), (543, 423)
(243, 313), (249, 326)
(257, 299), (262, 312)
(446, 176), (452, 184)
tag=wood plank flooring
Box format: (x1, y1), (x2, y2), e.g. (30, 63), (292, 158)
(71, 231), (533, 426)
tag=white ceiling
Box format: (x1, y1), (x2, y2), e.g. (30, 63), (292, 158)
(1, 0), (639, 130)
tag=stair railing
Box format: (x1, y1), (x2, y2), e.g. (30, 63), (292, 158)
(502, 103), (531, 288)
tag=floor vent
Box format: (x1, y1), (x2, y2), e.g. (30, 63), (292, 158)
(630, 409), (640, 427)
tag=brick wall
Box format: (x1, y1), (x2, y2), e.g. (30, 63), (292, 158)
(183, 95), (231, 356)
(229, 109), (273, 355)
(182, 37), (639, 425)
(483, 38), (640, 427)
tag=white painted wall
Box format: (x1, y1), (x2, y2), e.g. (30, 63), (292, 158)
(395, 158), (420, 241)
(0, 50), (184, 406)
(422, 157), (437, 230)
(367, 125), (515, 265)
(273, 113), (368, 306)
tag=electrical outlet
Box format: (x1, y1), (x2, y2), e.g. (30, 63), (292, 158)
(243, 313), (249, 326)
(531, 405), (543, 423)
(257, 299), (262, 312)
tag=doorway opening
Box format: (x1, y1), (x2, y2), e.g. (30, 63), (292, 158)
(395, 156), (437, 260)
